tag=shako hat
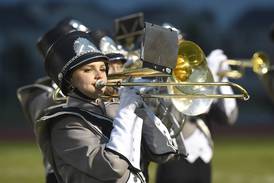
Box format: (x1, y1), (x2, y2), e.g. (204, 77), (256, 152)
(90, 30), (127, 63)
(37, 18), (89, 58)
(45, 31), (108, 95)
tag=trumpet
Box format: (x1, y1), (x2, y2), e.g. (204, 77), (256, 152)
(217, 52), (270, 79)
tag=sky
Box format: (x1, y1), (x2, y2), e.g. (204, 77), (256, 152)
(97, 0), (274, 28)
(1, 0), (274, 28)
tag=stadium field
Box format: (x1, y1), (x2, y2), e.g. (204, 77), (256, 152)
(0, 136), (274, 183)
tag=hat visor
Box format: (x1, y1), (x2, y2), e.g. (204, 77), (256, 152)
(109, 57), (127, 63)
(107, 53), (127, 63)
(67, 52), (109, 73)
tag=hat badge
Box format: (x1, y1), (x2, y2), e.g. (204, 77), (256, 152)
(73, 37), (99, 56)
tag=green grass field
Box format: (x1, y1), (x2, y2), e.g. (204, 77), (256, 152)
(0, 136), (274, 183)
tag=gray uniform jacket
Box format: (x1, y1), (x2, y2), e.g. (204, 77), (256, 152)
(17, 78), (184, 182)
(17, 77), (60, 175)
(17, 77), (56, 126)
(35, 93), (180, 183)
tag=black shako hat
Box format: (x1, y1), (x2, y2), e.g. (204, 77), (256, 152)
(45, 31), (108, 95)
(90, 30), (127, 63)
(37, 18), (89, 58)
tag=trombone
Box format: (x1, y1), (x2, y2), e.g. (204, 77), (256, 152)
(53, 40), (250, 116)
(96, 80), (249, 100)
(217, 52), (270, 79)
(98, 40), (250, 101)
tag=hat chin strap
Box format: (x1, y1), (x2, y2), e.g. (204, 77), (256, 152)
(61, 74), (92, 100)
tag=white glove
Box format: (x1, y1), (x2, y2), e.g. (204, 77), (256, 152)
(118, 87), (143, 111)
(131, 78), (157, 94)
(207, 49), (229, 82)
(207, 50), (238, 122)
(106, 87), (143, 171)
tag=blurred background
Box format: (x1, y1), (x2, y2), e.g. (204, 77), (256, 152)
(0, 0), (273, 183)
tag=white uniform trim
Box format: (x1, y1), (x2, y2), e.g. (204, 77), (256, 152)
(184, 128), (213, 163)
(106, 109), (143, 171)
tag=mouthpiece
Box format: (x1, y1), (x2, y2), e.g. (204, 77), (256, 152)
(95, 80), (106, 89)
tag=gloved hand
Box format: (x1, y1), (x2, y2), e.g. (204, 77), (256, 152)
(207, 50), (238, 120)
(207, 49), (229, 82)
(131, 78), (157, 94)
(106, 86), (144, 171)
(118, 87), (143, 111)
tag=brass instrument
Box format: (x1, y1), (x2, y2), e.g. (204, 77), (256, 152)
(97, 40), (250, 115)
(52, 40), (250, 116)
(52, 87), (67, 102)
(53, 40), (250, 115)
(217, 52), (270, 79)
(96, 80), (249, 100)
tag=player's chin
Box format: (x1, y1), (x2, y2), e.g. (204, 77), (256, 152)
(95, 87), (105, 95)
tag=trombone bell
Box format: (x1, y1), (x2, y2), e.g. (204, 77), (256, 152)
(173, 40), (205, 82)
(169, 66), (216, 116)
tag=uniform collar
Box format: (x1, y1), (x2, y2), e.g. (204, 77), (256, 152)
(67, 91), (105, 115)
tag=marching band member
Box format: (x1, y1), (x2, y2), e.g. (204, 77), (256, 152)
(27, 27), (183, 183)
(156, 49), (238, 183)
(36, 30), (145, 182)
(17, 17), (186, 182)
(17, 76), (59, 183)
(17, 17), (90, 183)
